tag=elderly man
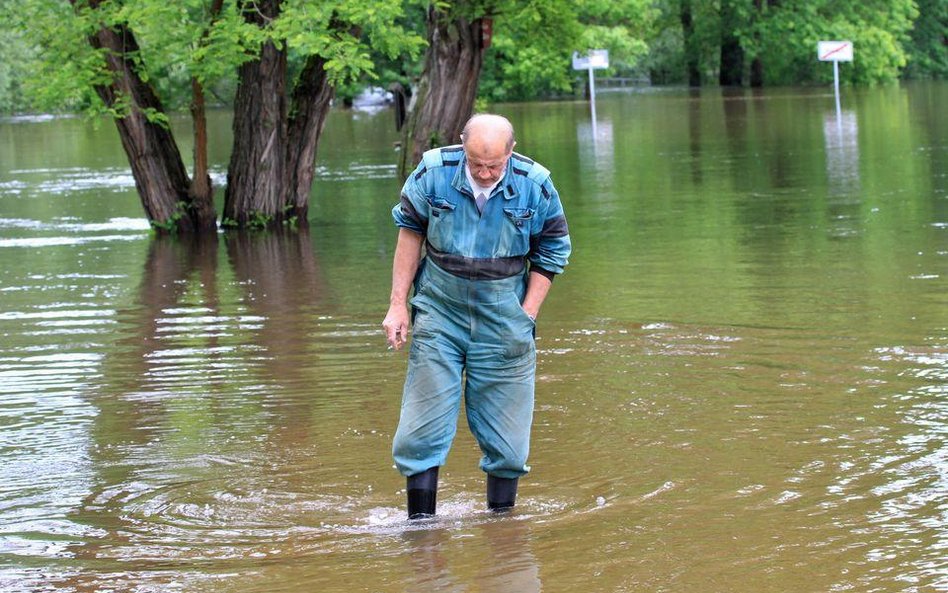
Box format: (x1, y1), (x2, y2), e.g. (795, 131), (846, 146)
(383, 113), (571, 519)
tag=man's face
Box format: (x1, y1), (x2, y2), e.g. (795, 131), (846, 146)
(463, 136), (514, 187)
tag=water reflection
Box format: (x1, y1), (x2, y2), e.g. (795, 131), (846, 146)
(224, 228), (329, 385)
(576, 117), (614, 183)
(402, 519), (541, 593)
(59, 232), (345, 576)
(823, 110), (861, 197)
(687, 90), (704, 185)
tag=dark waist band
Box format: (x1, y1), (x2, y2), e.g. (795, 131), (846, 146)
(425, 242), (526, 280)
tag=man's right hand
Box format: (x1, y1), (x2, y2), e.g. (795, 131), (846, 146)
(382, 304), (411, 350)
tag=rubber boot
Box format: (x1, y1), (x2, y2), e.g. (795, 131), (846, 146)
(406, 467), (439, 519)
(486, 474), (518, 512)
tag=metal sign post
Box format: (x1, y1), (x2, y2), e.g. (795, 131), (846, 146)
(818, 41), (853, 120)
(572, 50), (609, 138)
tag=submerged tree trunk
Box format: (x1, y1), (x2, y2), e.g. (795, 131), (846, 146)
(188, 0), (224, 226)
(680, 0), (701, 87)
(285, 54), (335, 222)
(223, 0), (337, 229)
(77, 1), (215, 233)
(224, 0), (286, 228)
(719, 1), (745, 86)
(223, 36), (288, 227)
(398, 5), (487, 177)
(189, 77), (215, 223)
(750, 56), (764, 87)
(749, 0), (770, 87)
(719, 36), (744, 86)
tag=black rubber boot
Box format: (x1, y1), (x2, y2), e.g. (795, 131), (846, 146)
(486, 474), (519, 511)
(406, 467), (439, 519)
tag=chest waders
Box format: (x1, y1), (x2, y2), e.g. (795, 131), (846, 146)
(394, 256), (537, 518)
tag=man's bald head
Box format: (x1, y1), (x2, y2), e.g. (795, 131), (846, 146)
(461, 114), (516, 153)
(461, 114), (516, 186)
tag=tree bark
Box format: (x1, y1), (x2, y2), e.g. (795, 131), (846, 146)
(189, 77), (216, 222)
(719, 1), (745, 86)
(285, 53), (336, 223)
(398, 5), (487, 178)
(188, 0), (225, 226)
(223, 0), (288, 228)
(749, 0), (769, 87)
(680, 0), (701, 87)
(76, 0), (214, 233)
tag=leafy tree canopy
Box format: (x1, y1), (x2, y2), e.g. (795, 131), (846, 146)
(8, 0), (425, 115)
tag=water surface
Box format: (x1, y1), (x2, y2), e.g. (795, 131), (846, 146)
(0, 83), (945, 592)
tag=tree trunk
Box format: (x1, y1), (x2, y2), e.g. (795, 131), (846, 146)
(750, 56), (764, 87)
(223, 0), (288, 228)
(285, 53), (336, 223)
(189, 77), (215, 222)
(398, 5), (487, 178)
(76, 1), (214, 233)
(749, 0), (770, 87)
(719, 1), (745, 86)
(188, 0), (225, 226)
(680, 0), (701, 87)
(719, 36), (744, 86)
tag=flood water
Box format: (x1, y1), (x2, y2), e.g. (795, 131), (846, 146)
(0, 83), (945, 592)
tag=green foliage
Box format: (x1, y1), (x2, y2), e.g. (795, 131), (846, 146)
(0, 26), (34, 113)
(12, 0), (109, 114)
(643, 0), (922, 86)
(479, 0), (656, 102)
(149, 201), (188, 233)
(333, 1), (427, 105)
(246, 210), (273, 231)
(8, 0), (424, 116)
(1, 0), (944, 116)
(903, 0), (948, 78)
(577, 0), (658, 68)
(752, 0), (917, 85)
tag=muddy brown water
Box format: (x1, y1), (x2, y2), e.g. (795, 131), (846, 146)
(0, 83), (945, 592)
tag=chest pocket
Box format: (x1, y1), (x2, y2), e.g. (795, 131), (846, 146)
(425, 196), (457, 250)
(500, 207), (535, 255)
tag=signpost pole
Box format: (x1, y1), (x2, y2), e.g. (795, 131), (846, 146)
(833, 60), (841, 120)
(572, 49), (609, 142)
(588, 66), (597, 138)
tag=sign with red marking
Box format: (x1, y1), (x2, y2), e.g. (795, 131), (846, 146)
(572, 50), (610, 70)
(818, 41), (853, 62)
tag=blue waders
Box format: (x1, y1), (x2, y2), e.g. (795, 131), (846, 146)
(393, 260), (536, 517)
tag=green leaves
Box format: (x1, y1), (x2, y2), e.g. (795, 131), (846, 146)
(750, 0), (917, 85)
(2, 0), (942, 116)
(12, 0), (425, 114)
(478, 0), (657, 101)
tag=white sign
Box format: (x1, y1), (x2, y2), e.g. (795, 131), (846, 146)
(818, 41), (853, 62)
(572, 50), (610, 70)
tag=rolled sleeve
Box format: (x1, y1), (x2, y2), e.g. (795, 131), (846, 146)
(529, 182), (571, 275)
(392, 164), (430, 233)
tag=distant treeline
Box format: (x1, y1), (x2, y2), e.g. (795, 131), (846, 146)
(0, 0), (945, 115)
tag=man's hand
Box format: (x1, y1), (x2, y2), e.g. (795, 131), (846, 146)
(382, 304), (411, 350)
(384, 228), (423, 351)
(521, 270), (553, 322)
